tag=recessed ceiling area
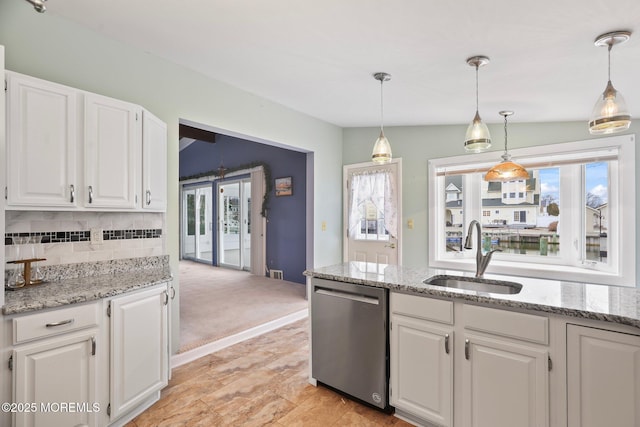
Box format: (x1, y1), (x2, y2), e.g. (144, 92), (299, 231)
(41, 0), (640, 127)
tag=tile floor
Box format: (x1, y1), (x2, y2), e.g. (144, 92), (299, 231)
(127, 318), (411, 426)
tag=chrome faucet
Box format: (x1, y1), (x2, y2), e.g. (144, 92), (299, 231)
(464, 220), (501, 277)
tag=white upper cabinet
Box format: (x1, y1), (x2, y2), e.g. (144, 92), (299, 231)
(5, 71), (167, 211)
(6, 72), (79, 207)
(142, 109), (167, 211)
(84, 93), (141, 209)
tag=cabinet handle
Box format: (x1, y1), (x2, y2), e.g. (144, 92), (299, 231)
(46, 318), (74, 328)
(465, 339), (470, 360)
(170, 286), (176, 300)
(91, 336), (96, 356)
(88, 185), (93, 204)
(163, 290), (169, 305)
(444, 334), (450, 354)
(70, 184), (75, 203)
(146, 190), (151, 206)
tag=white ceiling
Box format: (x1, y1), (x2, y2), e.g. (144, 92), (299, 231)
(42, 0), (640, 127)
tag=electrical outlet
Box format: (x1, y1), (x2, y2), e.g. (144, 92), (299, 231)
(90, 228), (103, 244)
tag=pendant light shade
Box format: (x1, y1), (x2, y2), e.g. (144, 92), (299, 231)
(588, 31), (632, 135)
(464, 56), (491, 152)
(485, 111), (529, 182)
(371, 72), (392, 164)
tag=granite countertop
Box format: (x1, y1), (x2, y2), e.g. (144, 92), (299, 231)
(304, 262), (640, 330)
(4, 256), (172, 315)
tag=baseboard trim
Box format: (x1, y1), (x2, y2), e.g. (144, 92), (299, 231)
(171, 308), (309, 368)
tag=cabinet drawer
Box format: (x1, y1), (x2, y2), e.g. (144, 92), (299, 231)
(13, 302), (100, 344)
(463, 304), (548, 345)
(391, 292), (453, 325)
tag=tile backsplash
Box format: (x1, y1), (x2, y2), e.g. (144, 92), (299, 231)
(5, 211), (166, 266)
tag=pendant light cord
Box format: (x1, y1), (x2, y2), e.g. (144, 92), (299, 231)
(475, 64), (479, 112)
(503, 114), (508, 155)
(607, 42), (612, 81)
(380, 79), (385, 132)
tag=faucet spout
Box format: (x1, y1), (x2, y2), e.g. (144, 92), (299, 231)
(464, 220), (501, 277)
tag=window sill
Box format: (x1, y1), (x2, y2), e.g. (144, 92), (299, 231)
(429, 258), (633, 287)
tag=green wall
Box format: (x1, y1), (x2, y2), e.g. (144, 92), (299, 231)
(0, 1), (344, 352)
(343, 120), (639, 286)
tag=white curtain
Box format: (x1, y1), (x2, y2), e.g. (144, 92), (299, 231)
(348, 169), (397, 239)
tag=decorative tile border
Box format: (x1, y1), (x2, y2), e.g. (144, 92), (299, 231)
(5, 229), (163, 245)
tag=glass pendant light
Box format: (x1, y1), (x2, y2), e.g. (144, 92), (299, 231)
(464, 56), (491, 152)
(485, 111), (530, 182)
(589, 31), (632, 135)
(371, 72), (392, 164)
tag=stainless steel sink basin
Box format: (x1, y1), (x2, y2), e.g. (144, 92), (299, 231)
(423, 275), (522, 295)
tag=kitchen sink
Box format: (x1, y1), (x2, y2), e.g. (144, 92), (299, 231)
(423, 275), (522, 295)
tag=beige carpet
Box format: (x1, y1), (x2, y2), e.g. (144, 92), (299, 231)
(178, 260), (308, 352)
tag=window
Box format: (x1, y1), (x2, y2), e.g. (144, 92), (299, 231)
(428, 135), (635, 286)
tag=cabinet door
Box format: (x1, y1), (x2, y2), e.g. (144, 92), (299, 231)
(6, 72), (78, 207)
(13, 329), (98, 427)
(462, 334), (548, 427)
(84, 93), (141, 209)
(390, 314), (453, 426)
(142, 110), (167, 211)
(110, 285), (168, 420)
(567, 324), (640, 427)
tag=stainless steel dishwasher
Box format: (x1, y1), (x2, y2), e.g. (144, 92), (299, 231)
(311, 278), (389, 410)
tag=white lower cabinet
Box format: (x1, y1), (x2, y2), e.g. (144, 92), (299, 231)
(462, 334), (549, 427)
(391, 314), (453, 426)
(13, 329), (98, 427)
(5, 284), (170, 427)
(567, 324), (640, 427)
(390, 292), (454, 427)
(9, 301), (100, 427)
(390, 293), (549, 427)
(109, 284), (169, 420)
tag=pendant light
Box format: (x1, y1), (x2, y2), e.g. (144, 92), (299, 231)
(464, 56), (491, 152)
(371, 72), (392, 164)
(23, 0), (46, 13)
(485, 111), (529, 182)
(588, 30), (632, 135)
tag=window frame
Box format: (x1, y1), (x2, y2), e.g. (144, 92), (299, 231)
(428, 134), (636, 287)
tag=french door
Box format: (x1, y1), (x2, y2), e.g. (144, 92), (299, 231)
(217, 178), (251, 270)
(344, 159), (402, 264)
(182, 184), (213, 263)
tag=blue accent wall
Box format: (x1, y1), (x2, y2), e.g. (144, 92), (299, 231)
(180, 135), (307, 284)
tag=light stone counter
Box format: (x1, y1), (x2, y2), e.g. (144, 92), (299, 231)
(304, 262), (640, 329)
(3, 256), (172, 315)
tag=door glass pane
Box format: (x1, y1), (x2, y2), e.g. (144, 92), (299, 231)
(196, 187), (212, 262)
(242, 181), (251, 270)
(444, 175), (464, 252)
(481, 168), (561, 257)
(183, 190), (196, 259)
(219, 182), (240, 267)
(350, 172), (390, 241)
(585, 161), (609, 263)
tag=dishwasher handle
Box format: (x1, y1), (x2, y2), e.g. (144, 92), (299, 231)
(314, 287), (380, 305)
